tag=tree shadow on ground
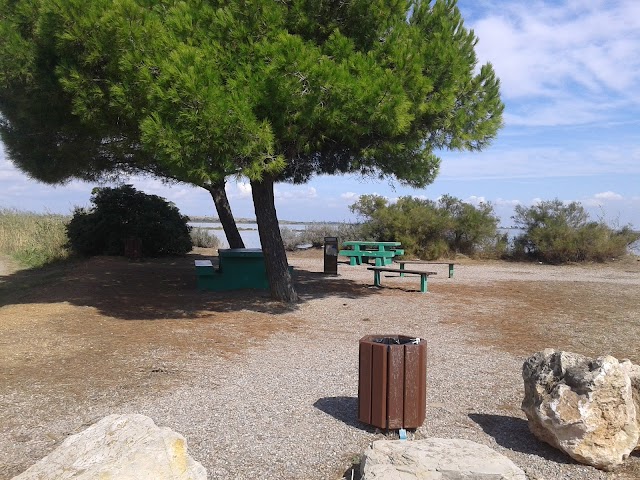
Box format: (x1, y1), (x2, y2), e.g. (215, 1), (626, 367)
(468, 413), (573, 464)
(314, 396), (377, 433)
(0, 253), (378, 320)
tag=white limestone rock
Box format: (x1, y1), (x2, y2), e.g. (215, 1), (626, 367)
(621, 358), (640, 450)
(12, 414), (207, 480)
(522, 349), (640, 471)
(360, 438), (527, 479)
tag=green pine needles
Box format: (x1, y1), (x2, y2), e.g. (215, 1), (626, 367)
(0, 0), (503, 186)
(0, 0), (505, 301)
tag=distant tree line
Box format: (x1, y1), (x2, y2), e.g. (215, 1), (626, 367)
(347, 195), (639, 263)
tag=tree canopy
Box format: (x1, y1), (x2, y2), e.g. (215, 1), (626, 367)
(0, 0), (504, 302)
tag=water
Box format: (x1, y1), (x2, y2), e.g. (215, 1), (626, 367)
(189, 222), (309, 248)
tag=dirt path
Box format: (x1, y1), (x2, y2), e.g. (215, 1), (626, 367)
(1, 251), (639, 479)
(0, 255), (18, 277)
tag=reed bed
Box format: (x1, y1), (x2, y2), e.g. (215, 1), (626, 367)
(0, 209), (70, 267)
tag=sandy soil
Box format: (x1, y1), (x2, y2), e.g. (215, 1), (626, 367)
(1, 250), (639, 479)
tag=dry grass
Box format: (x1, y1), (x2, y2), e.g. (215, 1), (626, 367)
(0, 210), (70, 267)
(439, 278), (640, 363)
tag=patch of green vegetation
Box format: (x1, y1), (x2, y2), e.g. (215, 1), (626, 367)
(350, 194), (502, 259)
(512, 199), (640, 263)
(67, 185), (192, 257)
(190, 227), (222, 249)
(0, 209), (70, 267)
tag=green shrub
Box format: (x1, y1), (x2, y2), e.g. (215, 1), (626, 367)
(297, 223), (364, 248)
(511, 199), (639, 263)
(190, 227), (222, 248)
(66, 185), (192, 257)
(0, 209), (70, 267)
(350, 194), (500, 259)
(280, 227), (302, 251)
(277, 223), (365, 250)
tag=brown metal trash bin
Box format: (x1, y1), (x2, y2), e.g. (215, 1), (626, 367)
(358, 335), (427, 429)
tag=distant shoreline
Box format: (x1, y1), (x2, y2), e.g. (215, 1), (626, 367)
(188, 217), (351, 225)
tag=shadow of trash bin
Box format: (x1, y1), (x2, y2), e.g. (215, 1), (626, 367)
(358, 334), (427, 430)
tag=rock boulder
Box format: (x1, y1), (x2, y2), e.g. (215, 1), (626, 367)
(12, 414), (206, 480)
(522, 349), (640, 471)
(360, 438), (526, 479)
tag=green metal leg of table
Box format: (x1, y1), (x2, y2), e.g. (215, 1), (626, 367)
(420, 275), (428, 293)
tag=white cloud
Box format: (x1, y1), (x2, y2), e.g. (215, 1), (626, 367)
(584, 191), (625, 207)
(594, 191), (623, 201)
(0, 155), (25, 181)
(340, 192), (359, 200)
(224, 181), (252, 199)
(472, 0), (640, 126)
(237, 182), (252, 197)
(495, 198), (522, 207)
(274, 185), (317, 200)
(439, 143), (640, 180)
(466, 195), (487, 205)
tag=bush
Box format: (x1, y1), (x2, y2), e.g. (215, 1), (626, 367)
(350, 194), (500, 259)
(297, 223), (364, 248)
(278, 223), (365, 251)
(66, 185), (192, 257)
(511, 199), (639, 263)
(280, 227), (302, 251)
(190, 227), (222, 248)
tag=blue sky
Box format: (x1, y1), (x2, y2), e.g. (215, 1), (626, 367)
(1, 0), (639, 227)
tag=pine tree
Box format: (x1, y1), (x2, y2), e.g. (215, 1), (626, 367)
(1, 0), (504, 302)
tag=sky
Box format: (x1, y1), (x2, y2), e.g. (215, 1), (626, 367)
(1, 0), (639, 227)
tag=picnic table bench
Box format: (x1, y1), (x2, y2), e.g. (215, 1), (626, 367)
(194, 249), (294, 291)
(339, 241), (404, 266)
(194, 249), (269, 291)
(396, 260), (456, 278)
(368, 266), (437, 293)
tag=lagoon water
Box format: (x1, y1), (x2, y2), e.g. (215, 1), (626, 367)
(189, 222), (308, 248)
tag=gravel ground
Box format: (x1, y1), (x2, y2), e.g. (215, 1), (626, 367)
(122, 259), (638, 479)
(2, 255), (639, 479)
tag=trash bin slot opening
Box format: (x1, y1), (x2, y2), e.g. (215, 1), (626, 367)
(373, 336), (420, 345)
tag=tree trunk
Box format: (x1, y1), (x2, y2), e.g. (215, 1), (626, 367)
(204, 181), (245, 249)
(251, 176), (298, 303)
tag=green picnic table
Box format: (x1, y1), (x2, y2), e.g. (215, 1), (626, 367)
(339, 241), (404, 266)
